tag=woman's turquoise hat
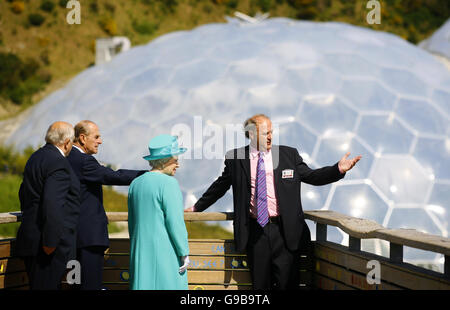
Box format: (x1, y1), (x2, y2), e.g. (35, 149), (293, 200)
(143, 134), (187, 161)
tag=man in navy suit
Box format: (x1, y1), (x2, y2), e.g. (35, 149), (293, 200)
(16, 121), (80, 290)
(67, 120), (146, 290)
(187, 114), (361, 289)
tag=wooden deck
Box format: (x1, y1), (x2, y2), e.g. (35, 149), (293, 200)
(1, 210), (449, 290)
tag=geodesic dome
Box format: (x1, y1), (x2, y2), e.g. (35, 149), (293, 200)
(419, 18), (450, 60)
(7, 17), (450, 269)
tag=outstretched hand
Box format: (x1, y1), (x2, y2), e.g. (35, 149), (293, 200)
(338, 152), (362, 174)
(184, 206), (195, 212)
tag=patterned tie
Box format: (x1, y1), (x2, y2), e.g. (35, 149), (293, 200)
(256, 152), (269, 227)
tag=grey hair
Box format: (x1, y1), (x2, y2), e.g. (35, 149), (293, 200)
(148, 157), (173, 169)
(74, 120), (96, 143)
(45, 122), (75, 145)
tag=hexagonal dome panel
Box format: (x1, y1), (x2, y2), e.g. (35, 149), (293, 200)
(431, 89), (450, 118)
(339, 79), (396, 112)
(328, 184), (389, 224)
(323, 53), (379, 77)
(427, 183), (450, 236)
(315, 133), (373, 180)
(298, 97), (358, 135)
(370, 155), (434, 204)
(278, 121), (317, 157)
(396, 98), (448, 136)
(301, 183), (332, 212)
(413, 137), (450, 180)
(356, 114), (415, 154)
(120, 66), (172, 96)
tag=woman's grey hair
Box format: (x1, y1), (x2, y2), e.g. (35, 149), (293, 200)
(45, 121), (75, 145)
(148, 156), (173, 169)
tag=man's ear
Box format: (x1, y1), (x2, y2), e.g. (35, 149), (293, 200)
(248, 126), (257, 141)
(63, 139), (72, 156)
(248, 130), (254, 140)
(78, 134), (86, 146)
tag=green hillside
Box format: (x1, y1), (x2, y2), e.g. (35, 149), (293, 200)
(0, 0), (449, 118)
(0, 173), (22, 237)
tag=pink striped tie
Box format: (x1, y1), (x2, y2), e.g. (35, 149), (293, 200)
(256, 152), (269, 227)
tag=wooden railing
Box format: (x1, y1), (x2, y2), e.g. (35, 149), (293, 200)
(1, 210), (449, 290)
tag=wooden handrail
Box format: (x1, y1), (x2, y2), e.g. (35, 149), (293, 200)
(1, 210), (450, 257)
(304, 210), (450, 257)
(106, 211), (235, 222)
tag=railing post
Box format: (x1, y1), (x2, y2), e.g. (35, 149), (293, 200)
(390, 242), (403, 263)
(445, 255), (450, 279)
(348, 236), (361, 252)
(316, 223), (327, 242)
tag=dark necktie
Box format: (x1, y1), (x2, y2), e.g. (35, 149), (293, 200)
(256, 152), (269, 227)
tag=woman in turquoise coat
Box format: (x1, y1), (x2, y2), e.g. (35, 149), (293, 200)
(128, 135), (189, 290)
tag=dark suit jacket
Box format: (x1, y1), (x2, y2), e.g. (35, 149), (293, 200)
(67, 147), (145, 248)
(194, 145), (345, 252)
(15, 143), (80, 259)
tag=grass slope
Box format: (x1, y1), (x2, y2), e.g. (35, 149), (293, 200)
(0, 173), (21, 237)
(0, 0), (448, 118)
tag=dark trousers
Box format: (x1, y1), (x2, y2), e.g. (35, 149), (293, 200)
(23, 247), (68, 290)
(246, 217), (301, 290)
(76, 246), (106, 290)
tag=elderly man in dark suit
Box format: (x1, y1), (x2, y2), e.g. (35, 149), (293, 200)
(186, 114), (361, 289)
(16, 121), (80, 290)
(67, 120), (145, 290)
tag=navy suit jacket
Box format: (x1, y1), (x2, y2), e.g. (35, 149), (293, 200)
(16, 143), (80, 258)
(67, 147), (145, 248)
(194, 145), (345, 252)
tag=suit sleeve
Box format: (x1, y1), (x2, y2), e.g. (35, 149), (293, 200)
(194, 158), (232, 212)
(295, 149), (345, 186)
(82, 155), (145, 185)
(41, 167), (71, 247)
(161, 178), (189, 257)
(18, 182), (24, 208)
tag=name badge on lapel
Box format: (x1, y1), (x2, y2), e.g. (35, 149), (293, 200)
(282, 169), (294, 179)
